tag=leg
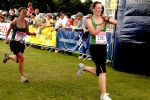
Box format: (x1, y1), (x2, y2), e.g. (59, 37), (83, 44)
(77, 63), (96, 76)
(89, 45), (111, 99)
(9, 41), (28, 82)
(16, 52), (25, 76)
(16, 52), (28, 83)
(77, 65), (107, 94)
(99, 73), (111, 100)
(98, 73), (106, 95)
(77, 45), (97, 76)
(3, 54), (17, 63)
(8, 55), (18, 62)
(83, 65), (96, 75)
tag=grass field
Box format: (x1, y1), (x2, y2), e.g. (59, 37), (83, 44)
(0, 40), (150, 100)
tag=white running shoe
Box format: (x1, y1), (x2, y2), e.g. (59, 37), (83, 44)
(21, 76), (28, 83)
(77, 63), (85, 76)
(100, 93), (112, 100)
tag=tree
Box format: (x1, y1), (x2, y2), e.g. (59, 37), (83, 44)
(0, 0), (92, 15)
(82, 0), (92, 14)
(69, 0), (83, 14)
(0, 0), (12, 11)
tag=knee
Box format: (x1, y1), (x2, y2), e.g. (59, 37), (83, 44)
(18, 56), (24, 62)
(17, 54), (24, 62)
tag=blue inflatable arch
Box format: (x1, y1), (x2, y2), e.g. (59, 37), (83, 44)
(113, 0), (150, 75)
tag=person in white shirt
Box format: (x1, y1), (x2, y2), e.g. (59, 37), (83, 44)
(54, 12), (68, 30)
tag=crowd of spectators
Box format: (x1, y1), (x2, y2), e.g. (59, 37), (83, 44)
(0, 2), (92, 35)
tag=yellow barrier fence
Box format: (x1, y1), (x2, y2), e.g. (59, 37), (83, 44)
(27, 25), (56, 47)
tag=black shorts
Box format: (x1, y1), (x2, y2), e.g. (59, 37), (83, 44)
(89, 44), (107, 76)
(10, 41), (25, 55)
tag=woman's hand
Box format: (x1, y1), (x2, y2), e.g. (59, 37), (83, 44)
(102, 16), (109, 22)
(102, 16), (118, 24)
(32, 32), (36, 36)
(5, 38), (9, 44)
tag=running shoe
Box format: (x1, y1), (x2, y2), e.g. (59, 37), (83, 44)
(77, 63), (85, 76)
(100, 93), (112, 100)
(3, 54), (9, 64)
(21, 76), (28, 83)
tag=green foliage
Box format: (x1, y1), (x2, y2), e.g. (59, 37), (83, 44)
(82, 0), (92, 14)
(0, 0), (92, 15)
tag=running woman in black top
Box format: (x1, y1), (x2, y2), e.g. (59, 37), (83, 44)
(3, 7), (35, 83)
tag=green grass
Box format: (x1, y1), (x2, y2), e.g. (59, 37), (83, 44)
(0, 40), (150, 100)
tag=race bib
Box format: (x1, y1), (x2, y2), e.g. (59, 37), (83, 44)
(14, 31), (26, 43)
(96, 32), (107, 44)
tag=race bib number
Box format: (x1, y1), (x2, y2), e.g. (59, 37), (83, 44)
(15, 31), (26, 43)
(96, 32), (107, 44)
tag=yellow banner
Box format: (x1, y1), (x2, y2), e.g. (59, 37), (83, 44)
(110, 0), (118, 9)
(27, 25), (56, 47)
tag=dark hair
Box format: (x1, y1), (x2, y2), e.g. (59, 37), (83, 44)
(60, 11), (66, 15)
(18, 7), (27, 13)
(90, 1), (104, 15)
(11, 8), (15, 11)
(32, 13), (36, 16)
(28, 2), (32, 6)
(66, 12), (72, 19)
(47, 14), (52, 19)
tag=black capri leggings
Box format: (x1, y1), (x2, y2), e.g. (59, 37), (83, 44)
(89, 44), (107, 76)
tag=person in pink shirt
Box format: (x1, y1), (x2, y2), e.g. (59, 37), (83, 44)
(27, 2), (34, 16)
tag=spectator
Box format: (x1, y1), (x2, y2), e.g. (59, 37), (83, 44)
(36, 14), (54, 34)
(86, 14), (92, 19)
(54, 13), (62, 30)
(32, 9), (41, 28)
(34, 8), (41, 19)
(72, 15), (78, 28)
(30, 13), (36, 24)
(27, 2), (34, 16)
(9, 9), (18, 21)
(65, 12), (73, 28)
(72, 12), (85, 31)
(55, 11), (68, 28)
(75, 12), (90, 59)
(0, 10), (2, 16)
(0, 15), (5, 23)
(37, 17), (46, 34)
(46, 14), (54, 27)
(60, 12), (68, 27)
(3, 11), (11, 23)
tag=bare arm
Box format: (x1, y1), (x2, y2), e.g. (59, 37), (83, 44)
(107, 17), (118, 24)
(86, 18), (106, 36)
(5, 21), (15, 43)
(102, 16), (118, 25)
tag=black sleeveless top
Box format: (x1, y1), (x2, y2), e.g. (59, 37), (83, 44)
(11, 20), (28, 43)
